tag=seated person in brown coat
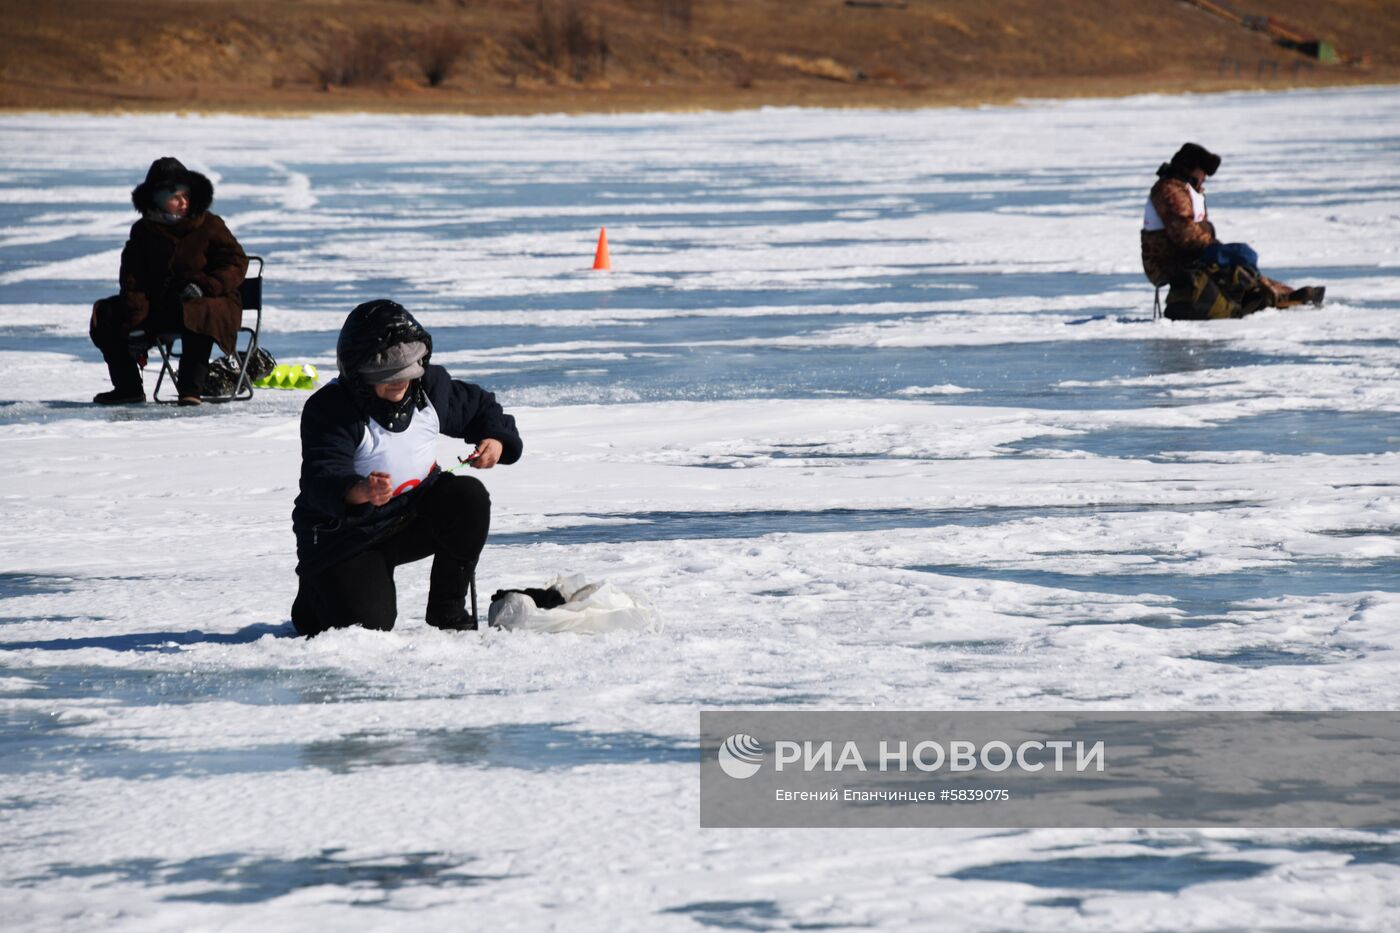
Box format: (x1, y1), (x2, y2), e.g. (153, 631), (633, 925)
(1141, 143), (1323, 316)
(89, 157), (248, 405)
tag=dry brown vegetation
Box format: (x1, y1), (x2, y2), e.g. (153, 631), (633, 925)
(517, 0), (611, 83)
(1, 0), (1396, 114)
(414, 28), (469, 87)
(313, 27), (396, 87)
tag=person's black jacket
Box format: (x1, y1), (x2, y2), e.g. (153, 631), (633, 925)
(292, 364), (522, 575)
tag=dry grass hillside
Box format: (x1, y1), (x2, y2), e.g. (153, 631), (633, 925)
(1, 0), (1397, 113)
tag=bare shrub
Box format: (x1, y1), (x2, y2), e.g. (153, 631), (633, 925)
(657, 0), (694, 31)
(315, 27), (395, 87)
(416, 29), (468, 86)
(734, 60), (756, 90)
(529, 1), (564, 70)
(560, 4), (608, 79)
(519, 1), (608, 81)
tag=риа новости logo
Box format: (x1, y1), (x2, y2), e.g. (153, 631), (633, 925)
(718, 734), (764, 779)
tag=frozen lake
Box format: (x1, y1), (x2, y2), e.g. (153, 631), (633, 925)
(1, 87), (1399, 929)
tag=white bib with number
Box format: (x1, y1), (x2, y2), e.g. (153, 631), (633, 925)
(1143, 185), (1206, 231)
(352, 398), (440, 498)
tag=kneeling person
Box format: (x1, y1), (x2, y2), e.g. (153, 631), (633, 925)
(291, 300), (522, 636)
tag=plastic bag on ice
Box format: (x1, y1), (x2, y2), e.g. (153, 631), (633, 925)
(488, 574), (662, 634)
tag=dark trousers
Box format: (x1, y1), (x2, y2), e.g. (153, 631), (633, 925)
(291, 473), (491, 637)
(90, 296), (214, 396)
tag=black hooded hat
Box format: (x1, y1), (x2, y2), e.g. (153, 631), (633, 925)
(1168, 143), (1221, 178)
(130, 157), (215, 216)
(336, 299), (435, 431)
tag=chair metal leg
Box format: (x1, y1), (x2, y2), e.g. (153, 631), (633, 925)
(223, 327), (258, 403)
(151, 338), (182, 405)
(151, 265), (262, 405)
(217, 306), (263, 404)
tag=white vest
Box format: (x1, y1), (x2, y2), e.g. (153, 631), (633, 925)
(1143, 184), (1205, 231)
(353, 398), (440, 498)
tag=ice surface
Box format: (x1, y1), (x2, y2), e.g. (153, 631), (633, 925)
(1, 88), (1399, 930)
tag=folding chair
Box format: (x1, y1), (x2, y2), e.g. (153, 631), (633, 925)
(151, 255), (264, 404)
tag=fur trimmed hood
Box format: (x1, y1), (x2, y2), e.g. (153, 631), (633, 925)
(130, 157), (215, 216)
(1159, 143), (1221, 181)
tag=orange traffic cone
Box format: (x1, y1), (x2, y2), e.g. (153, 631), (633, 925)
(592, 227), (611, 271)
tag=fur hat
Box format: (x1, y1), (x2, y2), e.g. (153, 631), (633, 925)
(131, 157), (214, 215)
(1169, 143), (1221, 178)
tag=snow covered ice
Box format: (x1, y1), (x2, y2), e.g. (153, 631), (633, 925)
(2, 87), (1399, 929)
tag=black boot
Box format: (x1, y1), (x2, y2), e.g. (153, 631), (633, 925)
(95, 342), (144, 403)
(1286, 286), (1326, 307)
(94, 388), (146, 405)
(177, 330), (215, 398)
(425, 558), (477, 631)
(290, 580), (323, 638)
(421, 474), (490, 631)
(91, 299), (145, 402)
(426, 607), (477, 631)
